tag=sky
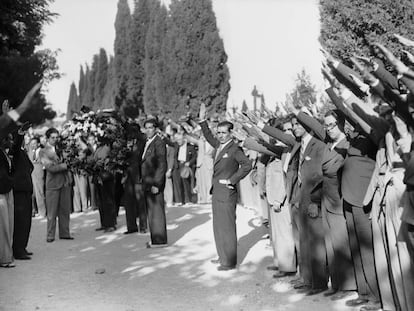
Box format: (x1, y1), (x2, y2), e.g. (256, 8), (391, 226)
(40, 0), (323, 115)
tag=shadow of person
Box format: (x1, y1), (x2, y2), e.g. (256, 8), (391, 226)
(237, 218), (267, 265)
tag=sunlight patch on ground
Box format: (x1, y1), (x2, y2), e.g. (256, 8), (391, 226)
(271, 281), (291, 293)
(95, 233), (123, 244)
(173, 214), (194, 222)
(287, 293), (306, 303)
(80, 246), (96, 252)
(166, 223), (179, 230)
(220, 294), (244, 306)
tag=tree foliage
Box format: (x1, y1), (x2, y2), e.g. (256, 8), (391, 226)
(288, 69), (317, 109)
(319, 0), (414, 67)
(0, 0), (58, 125)
(163, 0), (230, 118)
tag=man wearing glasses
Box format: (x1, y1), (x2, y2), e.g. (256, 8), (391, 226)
(39, 128), (73, 243)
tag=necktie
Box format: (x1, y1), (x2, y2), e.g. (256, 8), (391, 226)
(215, 145), (223, 160)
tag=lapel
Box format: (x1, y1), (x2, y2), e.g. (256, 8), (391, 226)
(289, 142), (300, 164)
(300, 137), (317, 166)
(214, 140), (234, 166)
(143, 136), (157, 162)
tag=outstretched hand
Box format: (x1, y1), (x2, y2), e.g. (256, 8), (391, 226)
(320, 48), (335, 64)
(374, 43), (408, 74)
(15, 81), (42, 116)
(2, 100), (11, 114)
(199, 102), (206, 121)
(394, 34), (414, 48)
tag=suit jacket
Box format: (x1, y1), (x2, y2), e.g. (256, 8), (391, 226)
(141, 135), (167, 191)
(39, 144), (71, 190)
(174, 142), (197, 169)
(199, 120), (252, 199)
(125, 138), (146, 185)
(0, 148), (13, 194)
(291, 136), (343, 209)
(12, 134), (33, 192)
(0, 113), (17, 142)
(296, 111), (347, 214)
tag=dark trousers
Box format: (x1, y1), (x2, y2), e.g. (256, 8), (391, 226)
(172, 168), (182, 204)
(146, 191), (167, 245)
(123, 180), (147, 232)
(95, 177), (116, 228)
(291, 204), (327, 288)
(212, 192), (238, 267)
(322, 207), (356, 291)
(13, 191), (32, 256)
(344, 201), (380, 302)
(114, 172), (124, 216)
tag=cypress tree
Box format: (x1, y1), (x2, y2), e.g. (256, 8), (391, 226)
(127, 0), (153, 117)
(66, 82), (79, 119)
(84, 54), (98, 108)
(163, 0), (230, 118)
(319, 0), (414, 67)
(144, 1), (167, 115)
(102, 55), (116, 109)
(78, 65), (86, 107)
(94, 48), (109, 110)
(114, 0), (131, 112)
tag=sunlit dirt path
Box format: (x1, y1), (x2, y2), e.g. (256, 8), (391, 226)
(0, 204), (359, 311)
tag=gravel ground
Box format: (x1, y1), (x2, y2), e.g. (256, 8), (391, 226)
(0, 204), (360, 311)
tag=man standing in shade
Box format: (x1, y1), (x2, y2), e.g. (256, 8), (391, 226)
(199, 104), (252, 271)
(141, 119), (168, 248)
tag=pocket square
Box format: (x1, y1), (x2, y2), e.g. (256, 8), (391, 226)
(223, 153), (229, 158)
(305, 156), (311, 161)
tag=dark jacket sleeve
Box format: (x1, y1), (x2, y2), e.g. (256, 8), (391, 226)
(243, 137), (276, 156)
(229, 146), (252, 185)
(199, 120), (219, 149)
(0, 114), (17, 142)
(187, 144), (197, 167)
(151, 138), (167, 189)
(351, 104), (389, 145)
(332, 62), (366, 98)
(262, 125), (296, 147)
(296, 111), (326, 141)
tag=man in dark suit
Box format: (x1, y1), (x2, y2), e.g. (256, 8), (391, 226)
(92, 142), (117, 233)
(39, 128), (73, 243)
(12, 129), (34, 260)
(199, 105), (252, 271)
(141, 119), (168, 247)
(123, 130), (147, 234)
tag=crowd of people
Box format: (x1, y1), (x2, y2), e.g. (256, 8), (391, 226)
(3, 33), (414, 311)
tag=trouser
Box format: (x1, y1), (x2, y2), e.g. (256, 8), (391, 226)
(114, 172), (124, 216)
(87, 175), (97, 209)
(95, 177), (116, 228)
(123, 180), (147, 232)
(13, 191), (32, 256)
(212, 192), (238, 267)
(32, 172), (46, 217)
(269, 203), (296, 272)
(0, 191), (14, 264)
(46, 186), (71, 239)
(172, 168), (182, 204)
(146, 191), (167, 245)
(344, 201), (380, 302)
(73, 174), (88, 212)
(178, 163), (192, 204)
(164, 176), (173, 206)
(322, 207), (356, 291)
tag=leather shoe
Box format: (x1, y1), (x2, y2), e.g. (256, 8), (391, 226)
(46, 238), (54, 243)
(138, 229), (148, 235)
(104, 227), (116, 233)
(14, 254), (31, 260)
(217, 265), (235, 271)
(25, 250), (33, 256)
(123, 229), (138, 235)
(323, 288), (338, 297)
(146, 242), (168, 248)
(210, 259), (220, 264)
(306, 287), (328, 296)
(266, 265), (278, 271)
(95, 227), (105, 231)
(360, 303), (381, 311)
(60, 236), (74, 240)
(293, 282), (311, 290)
(273, 271), (296, 278)
(331, 290), (355, 300)
(346, 297), (369, 307)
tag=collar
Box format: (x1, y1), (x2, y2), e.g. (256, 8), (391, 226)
(146, 134), (158, 145)
(219, 139), (232, 150)
(301, 133), (312, 149)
